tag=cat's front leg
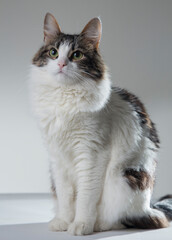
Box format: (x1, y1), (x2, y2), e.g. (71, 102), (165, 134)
(68, 160), (103, 235)
(49, 165), (75, 232)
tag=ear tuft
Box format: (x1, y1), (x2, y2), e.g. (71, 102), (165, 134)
(44, 13), (61, 44)
(81, 17), (102, 48)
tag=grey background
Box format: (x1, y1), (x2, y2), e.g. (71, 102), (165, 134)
(0, 0), (171, 197)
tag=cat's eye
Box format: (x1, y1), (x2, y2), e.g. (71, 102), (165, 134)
(49, 48), (59, 59)
(72, 51), (83, 61)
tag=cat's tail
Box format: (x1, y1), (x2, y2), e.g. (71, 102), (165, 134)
(153, 194), (172, 221)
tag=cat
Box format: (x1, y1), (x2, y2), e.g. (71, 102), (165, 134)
(30, 13), (172, 235)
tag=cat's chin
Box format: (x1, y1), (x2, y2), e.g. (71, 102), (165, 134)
(56, 72), (67, 80)
(55, 73), (79, 86)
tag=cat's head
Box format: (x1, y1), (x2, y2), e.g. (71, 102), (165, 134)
(32, 13), (106, 86)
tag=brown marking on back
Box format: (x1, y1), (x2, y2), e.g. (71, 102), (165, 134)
(124, 168), (154, 191)
(113, 87), (160, 148)
(123, 215), (169, 229)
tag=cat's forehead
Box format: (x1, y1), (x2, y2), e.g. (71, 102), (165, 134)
(54, 33), (79, 50)
(58, 42), (72, 58)
(50, 33), (94, 53)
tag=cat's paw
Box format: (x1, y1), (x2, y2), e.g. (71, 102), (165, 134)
(94, 221), (126, 232)
(48, 217), (68, 232)
(68, 221), (94, 235)
(94, 221), (111, 232)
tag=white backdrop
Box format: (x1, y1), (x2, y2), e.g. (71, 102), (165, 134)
(0, 0), (172, 197)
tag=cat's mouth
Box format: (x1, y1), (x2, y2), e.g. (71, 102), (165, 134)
(56, 69), (69, 78)
(57, 69), (66, 75)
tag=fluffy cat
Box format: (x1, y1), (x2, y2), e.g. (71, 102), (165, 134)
(30, 13), (172, 235)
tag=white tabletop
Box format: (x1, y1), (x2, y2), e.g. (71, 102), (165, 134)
(0, 194), (172, 240)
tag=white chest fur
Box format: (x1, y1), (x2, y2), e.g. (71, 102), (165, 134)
(30, 66), (112, 157)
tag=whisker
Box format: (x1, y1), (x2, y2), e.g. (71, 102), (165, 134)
(65, 69), (98, 90)
(79, 69), (95, 79)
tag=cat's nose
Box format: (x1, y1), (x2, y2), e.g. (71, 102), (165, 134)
(58, 61), (67, 70)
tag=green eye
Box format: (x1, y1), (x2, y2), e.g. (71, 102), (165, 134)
(72, 51), (83, 61)
(49, 48), (58, 59)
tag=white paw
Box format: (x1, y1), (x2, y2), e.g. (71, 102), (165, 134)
(68, 221), (94, 235)
(48, 217), (68, 232)
(94, 221), (111, 232)
(94, 221), (125, 232)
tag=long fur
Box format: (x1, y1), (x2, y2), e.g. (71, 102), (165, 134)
(29, 14), (172, 235)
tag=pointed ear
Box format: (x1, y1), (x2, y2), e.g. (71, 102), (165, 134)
(81, 17), (102, 48)
(44, 13), (61, 44)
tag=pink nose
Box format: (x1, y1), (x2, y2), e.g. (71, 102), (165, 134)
(58, 61), (67, 70)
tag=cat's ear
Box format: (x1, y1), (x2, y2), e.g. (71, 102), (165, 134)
(44, 13), (61, 44)
(81, 17), (102, 48)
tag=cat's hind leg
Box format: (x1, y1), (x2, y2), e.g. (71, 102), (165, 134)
(96, 166), (169, 232)
(122, 168), (169, 229)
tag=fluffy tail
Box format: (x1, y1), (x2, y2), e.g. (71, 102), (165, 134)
(153, 194), (172, 221)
